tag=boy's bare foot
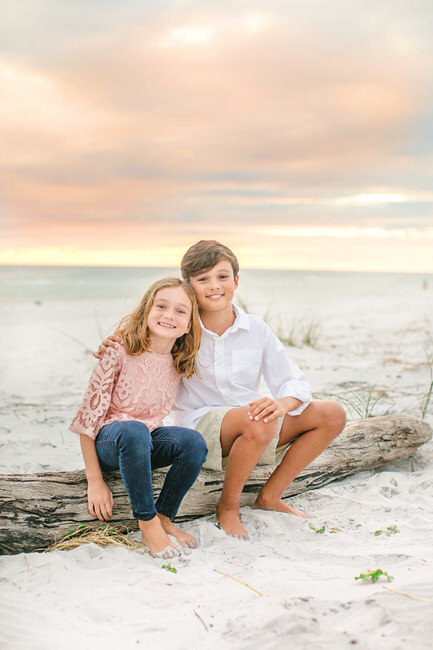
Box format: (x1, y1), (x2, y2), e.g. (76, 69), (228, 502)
(157, 513), (197, 549)
(216, 502), (249, 539)
(253, 494), (308, 518)
(138, 516), (180, 558)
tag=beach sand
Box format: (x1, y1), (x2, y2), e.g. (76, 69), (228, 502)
(1, 284), (433, 649)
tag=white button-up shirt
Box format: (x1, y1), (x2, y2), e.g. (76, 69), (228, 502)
(175, 304), (312, 429)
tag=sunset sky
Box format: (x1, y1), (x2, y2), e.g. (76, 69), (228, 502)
(1, 0), (432, 271)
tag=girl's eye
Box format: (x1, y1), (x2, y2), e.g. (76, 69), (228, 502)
(156, 304), (165, 309)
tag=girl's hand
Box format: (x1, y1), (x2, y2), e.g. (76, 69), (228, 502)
(93, 334), (123, 360)
(87, 478), (114, 521)
(248, 396), (302, 423)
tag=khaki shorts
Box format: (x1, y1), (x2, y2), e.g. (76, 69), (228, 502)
(196, 406), (290, 472)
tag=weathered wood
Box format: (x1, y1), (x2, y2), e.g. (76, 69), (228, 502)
(0, 415), (431, 555)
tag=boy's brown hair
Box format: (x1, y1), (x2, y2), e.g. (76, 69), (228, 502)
(181, 240), (239, 282)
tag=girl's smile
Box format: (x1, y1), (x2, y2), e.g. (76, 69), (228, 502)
(147, 286), (192, 353)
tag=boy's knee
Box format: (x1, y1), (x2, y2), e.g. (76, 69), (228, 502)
(243, 419), (277, 446)
(332, 401), (347, 428)
(323, 401), (346, 434)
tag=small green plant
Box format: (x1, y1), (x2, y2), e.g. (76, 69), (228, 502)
(421, 344), (433, 420)
(276, 319), (298, 347)
(374, 525), (399, 537)
(422, 380), (433, 420)
(162, 564), (177, 573)
(309, 524), (338, 534)
(235, 296), (273, 326)
(325, 384), (390, 419)
(355, 569), (394, 583)
(64, 523), (87, 537)
(275, 315), (321, 348)
(235, 295), (250, 314)
(309, 524), (325, 534)
(301, 317), (321, 347)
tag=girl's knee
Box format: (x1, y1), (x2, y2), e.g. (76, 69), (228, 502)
(118, 422), (152, 455)
(172, 428), (208, 465)
(182, 429), (208, 464)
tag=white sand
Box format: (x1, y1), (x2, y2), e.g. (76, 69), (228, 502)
(1, 287), (433, 649)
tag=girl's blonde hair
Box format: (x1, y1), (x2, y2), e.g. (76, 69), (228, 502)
(115, 277), (201, 378)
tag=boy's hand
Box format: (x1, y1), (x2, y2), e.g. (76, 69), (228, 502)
(248, 396), (302, 423)
(93, 334), (123, 360)
(87, 478), (114, 521)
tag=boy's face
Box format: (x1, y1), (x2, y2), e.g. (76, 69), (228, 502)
(189, 260), (239, 313)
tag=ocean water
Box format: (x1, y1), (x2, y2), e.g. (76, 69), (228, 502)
(1, 264), (431, 307)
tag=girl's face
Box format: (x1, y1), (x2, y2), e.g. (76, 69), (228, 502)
(146, 286), (192, 348)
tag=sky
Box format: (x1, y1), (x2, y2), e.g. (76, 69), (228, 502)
(1, 0), (433, 272)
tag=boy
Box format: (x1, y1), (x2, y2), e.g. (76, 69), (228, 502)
(97, 240), (346, 538)
(176, 240), (346, 538)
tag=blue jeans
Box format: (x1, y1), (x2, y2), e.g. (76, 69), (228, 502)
(95, 420), (208, 521)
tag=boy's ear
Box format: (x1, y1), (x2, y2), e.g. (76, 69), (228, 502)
(234, 274), (239, 289)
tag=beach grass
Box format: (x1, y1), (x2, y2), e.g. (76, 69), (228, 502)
(275, 315), (322, 348)
(236, 295), (321, 348)
(322, 384), (392, 419)
(45, 523), (146, 553)
(421, 345), (433, 420)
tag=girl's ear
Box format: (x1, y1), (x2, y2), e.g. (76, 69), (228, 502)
(185, 321), (191, 333)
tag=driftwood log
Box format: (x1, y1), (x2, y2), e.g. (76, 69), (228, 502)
(0, 414), (431, 555)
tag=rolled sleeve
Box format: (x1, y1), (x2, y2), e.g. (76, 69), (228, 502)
(262, 326), (312, 415)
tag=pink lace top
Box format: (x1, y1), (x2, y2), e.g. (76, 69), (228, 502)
(69, 347), (181, 439)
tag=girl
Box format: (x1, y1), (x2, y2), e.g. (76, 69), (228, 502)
(69, 277), (207, 559)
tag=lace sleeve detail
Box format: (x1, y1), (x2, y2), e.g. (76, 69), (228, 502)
(69, 349), (123, 439)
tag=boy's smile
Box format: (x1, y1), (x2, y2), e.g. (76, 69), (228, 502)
(189, 261), (239, 314)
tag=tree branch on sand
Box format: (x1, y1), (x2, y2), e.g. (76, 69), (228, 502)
(0, 415), (431, 555)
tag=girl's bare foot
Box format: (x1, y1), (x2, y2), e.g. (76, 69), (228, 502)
(253, 494), (308, 518)
(157, 513), (197, 549)
(138, 516), (180, 558)
(216, 501), (249, 539)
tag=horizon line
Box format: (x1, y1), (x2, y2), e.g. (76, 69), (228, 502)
(1, 262), (432, 276)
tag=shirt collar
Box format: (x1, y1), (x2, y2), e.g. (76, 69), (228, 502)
(231, 303), (250, 331)
(199, 302), (250, 338)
